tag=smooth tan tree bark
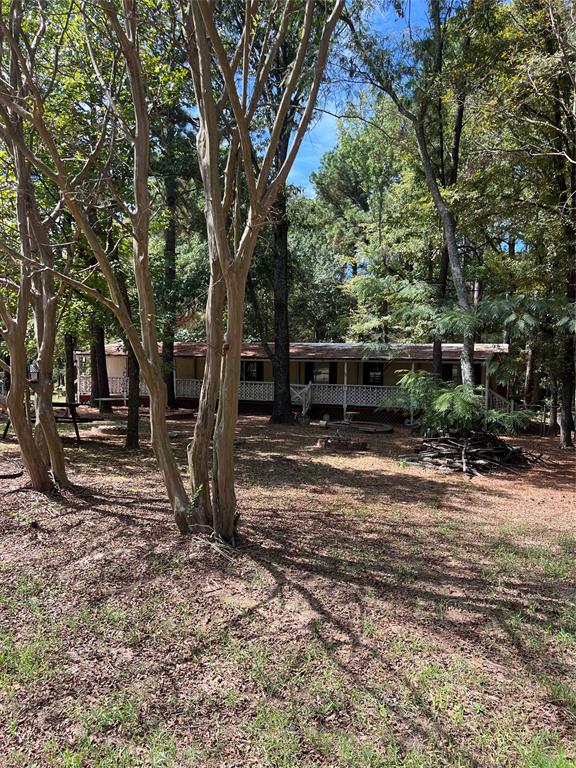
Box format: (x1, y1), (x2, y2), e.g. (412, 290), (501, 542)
(26, 176), (69, 485)
(187, 239), (225, 527)
(0, 266), (52, 491)
(0, 0), (194, 531)
(185, 0), (344, 540)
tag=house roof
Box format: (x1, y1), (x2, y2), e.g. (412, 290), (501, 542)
(98, 341), (508, 362)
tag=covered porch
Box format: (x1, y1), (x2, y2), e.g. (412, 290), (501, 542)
(75, 341), (512, 415)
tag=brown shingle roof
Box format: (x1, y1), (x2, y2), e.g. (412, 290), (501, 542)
(102, 341), (508, 361)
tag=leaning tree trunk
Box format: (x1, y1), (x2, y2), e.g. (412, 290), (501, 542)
(125, 340), (140, 449)
(5, 147), (57, 490)
(270, 187), (293, 424)
(414, 122), (474, 386)
(144, 367), (191, 532)
(162, 167), (178, 409)
(4, 317), (51, 491)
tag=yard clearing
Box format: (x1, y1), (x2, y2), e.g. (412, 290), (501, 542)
(0, 416), (575, 767)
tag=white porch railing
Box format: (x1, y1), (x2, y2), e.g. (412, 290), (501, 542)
(176, 378), (202, 398)
(77, 374), (148, 398)
(78, 376), (511, 412)
(487, 388), (512, 412)
(79, 375), (406, 409)
(291, 383), (312, 415)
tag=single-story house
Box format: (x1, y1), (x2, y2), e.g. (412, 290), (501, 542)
(76, 341), (511, 416)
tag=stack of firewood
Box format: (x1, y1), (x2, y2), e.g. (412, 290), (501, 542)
(399, 431), (542, 475)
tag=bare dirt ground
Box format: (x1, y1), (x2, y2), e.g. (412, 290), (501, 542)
(0, 414), (575, 767)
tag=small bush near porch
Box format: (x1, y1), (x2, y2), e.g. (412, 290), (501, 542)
(1, 417), (574, 767)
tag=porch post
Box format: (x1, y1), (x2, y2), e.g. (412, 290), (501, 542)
(484, 361), (489, 413)
(343, 361), (348, 421)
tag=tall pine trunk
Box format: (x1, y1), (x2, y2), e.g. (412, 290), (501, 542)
(270, 186), (293, 423)
(64, 333), (76, 404)
(559, 269), (575, 448)
(432, 244), (450, 378)
(125, 341), (140, 449)
(90, 322), (111, 413)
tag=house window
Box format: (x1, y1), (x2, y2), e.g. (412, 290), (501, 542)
(241, 360), (263, 381)
(474, 363), (483, 385)
(312, 363), (330, 383)
(441, 363), (455, 382)
(304, 361), (338, 384)
(363, 362), (383, 386)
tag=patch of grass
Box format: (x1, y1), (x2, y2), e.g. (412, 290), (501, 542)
(541, 677), (576, 717)
(334, 732), (392, 767)
(548, 603), (576, 648)
(246, 704), (302, 768)
(43, 727), (196, 768)
(489, 537), (576, 581)
(0, 573), (50, 620)
(0, 632), (55, 690)
(77, 691), (141, 735)
(341, 505), (371, 521)
(146, 552), (180, 575)
(221, 634), (294, 694)
(99, 604), (129, 630)
(361, 617), (378, 637)
(518, 730), (575, 768)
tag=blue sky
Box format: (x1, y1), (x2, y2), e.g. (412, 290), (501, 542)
(287, 110), (340, 196)
(287, 1), (429, 196)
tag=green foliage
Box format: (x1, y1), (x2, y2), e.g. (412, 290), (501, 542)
(393, 370), (529, 435)
(485, 408), (535, 435)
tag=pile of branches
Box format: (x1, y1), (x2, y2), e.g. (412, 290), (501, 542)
(400, 431), (542, 476)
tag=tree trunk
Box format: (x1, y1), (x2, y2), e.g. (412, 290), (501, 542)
(34, 379), (68, 484)
(549, 375), (558, 434)
(64, 333), (76, 404)
(31, 272), (68, 485)
(7, 143), (63, 488)
(188, 243), (224, 527)
(270, 188), (293, 423)
(524, 346), (537, 407)
(559, 268), (575, 448)
(125, 340), (140, 449)
(414, 122), (474, 386)
(5, 329), (51, 491)
(162, 167), (178, 409)
(90, 330), (99, 407)
(91, 323), (112, 414)
(432, 243), (450, 378)
(559, 330), (575, 448)
(147, 369), (191, 532)
(212, 273), (246, 542)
